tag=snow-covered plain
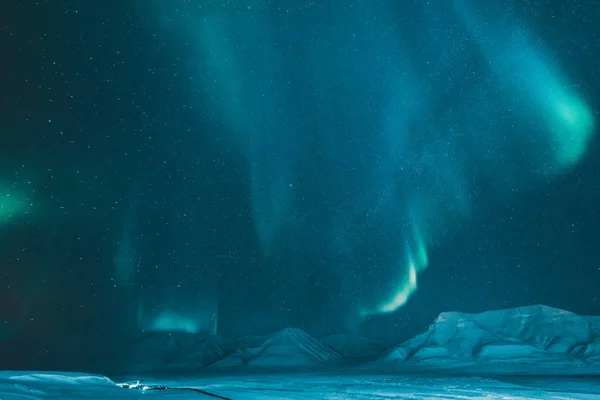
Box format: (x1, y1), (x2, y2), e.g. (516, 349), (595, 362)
(2, 371), (600, 399)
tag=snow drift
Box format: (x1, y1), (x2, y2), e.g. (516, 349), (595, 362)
(0, 371), (127, 400)
(380, 305), (600, 373)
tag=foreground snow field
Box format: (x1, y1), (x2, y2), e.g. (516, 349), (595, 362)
(1, 371), (600, 399)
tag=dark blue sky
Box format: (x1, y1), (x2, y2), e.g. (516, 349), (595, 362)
(1, 0), (599, 370)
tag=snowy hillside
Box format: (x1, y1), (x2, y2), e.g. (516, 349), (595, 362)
(321, 334), (386, 362)
(380, 305), (600, 373)
(124, 332), (226, 372)
(212, 328), (342, 369)
(118, 305), (600, 374)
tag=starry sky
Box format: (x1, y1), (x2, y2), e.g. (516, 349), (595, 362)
(1, 0), (600, 370)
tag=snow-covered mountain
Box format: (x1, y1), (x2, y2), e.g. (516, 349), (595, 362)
(124, 332), (226, 372)
(212, 328), (342, 369)
(120, 305), (600, 374)
(321, 334), (385, 362)
(379, 305), (600, 373)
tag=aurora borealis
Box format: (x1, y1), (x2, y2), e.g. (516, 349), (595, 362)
(156, 0), (595, 318)
(1, 0), (600, 370)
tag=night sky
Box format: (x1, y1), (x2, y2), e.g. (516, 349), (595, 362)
(1, 0), (600, 371)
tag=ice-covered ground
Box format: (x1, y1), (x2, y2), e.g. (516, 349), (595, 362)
(1, 371), (600, 399)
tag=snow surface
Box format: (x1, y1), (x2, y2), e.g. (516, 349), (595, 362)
(1, 371), (600, 399)
(379, 305), (600, 374)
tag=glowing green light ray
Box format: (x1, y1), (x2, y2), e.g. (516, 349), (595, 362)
(546, 90), (595, 167)
(136, 298), (218, 335)
(150, 311), (201, 334)
(359, 222), (430, 317)
(378, 260), (418, 313)
(454, 0), (595, 171)
(412, 224), (429, 271)
(376, 232), (429, 314)
(512, 50), (595, 168)
(0, 188), (34, 227)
